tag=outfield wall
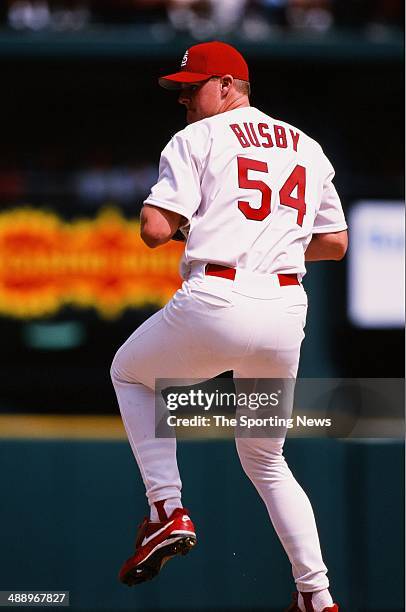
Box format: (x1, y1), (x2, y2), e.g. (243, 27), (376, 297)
(0, 437), (403, 612)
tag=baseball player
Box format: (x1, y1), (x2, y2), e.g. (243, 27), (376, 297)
(111, 41), (347, 612)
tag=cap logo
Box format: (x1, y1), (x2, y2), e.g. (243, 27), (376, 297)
(181, 50), (189, 68)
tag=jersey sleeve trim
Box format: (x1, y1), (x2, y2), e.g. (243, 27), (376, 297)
(311, 222), (348, 234)
(143, 197), (193, 222)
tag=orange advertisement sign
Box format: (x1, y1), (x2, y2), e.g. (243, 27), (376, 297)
(0, 208), (184, 319)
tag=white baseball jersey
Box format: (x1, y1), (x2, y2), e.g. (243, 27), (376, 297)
(144, 106), (347, 277)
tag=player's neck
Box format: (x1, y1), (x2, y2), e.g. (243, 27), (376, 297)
(220, 96), (250, 114)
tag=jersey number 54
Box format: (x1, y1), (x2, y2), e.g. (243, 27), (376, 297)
(237, 157), (306, 226)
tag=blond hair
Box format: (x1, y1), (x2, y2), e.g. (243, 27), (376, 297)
(234, 79), (251, 97)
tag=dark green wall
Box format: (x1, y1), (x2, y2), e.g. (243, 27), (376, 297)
(0, 439), (403, 611)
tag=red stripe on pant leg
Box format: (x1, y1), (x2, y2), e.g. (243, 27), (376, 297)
(301, 592), (314, 612)
(154, 500), (167, 521)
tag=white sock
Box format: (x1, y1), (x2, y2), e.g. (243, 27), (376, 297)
(298, 589), (334, 612)
(150, 497), (182, 522)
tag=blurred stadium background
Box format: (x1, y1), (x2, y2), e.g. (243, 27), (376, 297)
(0, 1), (404, 611)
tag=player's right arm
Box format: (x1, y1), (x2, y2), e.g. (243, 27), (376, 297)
(141, 125), (208, 248)
(140, 205), (186, 248)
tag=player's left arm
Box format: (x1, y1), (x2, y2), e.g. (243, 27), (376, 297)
(308, 150), (348, 261)
(305, 229), (348, 261)
(140, 204), (186, 248)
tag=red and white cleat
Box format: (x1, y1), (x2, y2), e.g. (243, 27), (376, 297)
(119, 507), (197, 586)
(285, 592), (339, 611)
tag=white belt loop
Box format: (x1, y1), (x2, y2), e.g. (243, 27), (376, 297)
(232, 268), (283, 299)
(189, 261), (207, 281)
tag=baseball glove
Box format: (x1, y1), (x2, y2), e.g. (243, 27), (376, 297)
(172, 223), (190, 242)
(172, 229), (186, 242)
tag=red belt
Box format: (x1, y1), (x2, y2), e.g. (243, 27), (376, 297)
(205, 264), (300, 287)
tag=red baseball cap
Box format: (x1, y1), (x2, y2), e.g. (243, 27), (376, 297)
(159, 41), (249, 90)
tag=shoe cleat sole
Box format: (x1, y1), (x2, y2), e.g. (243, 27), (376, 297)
(122, 536), (197, 587)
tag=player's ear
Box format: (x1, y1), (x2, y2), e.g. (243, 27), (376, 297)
(220, 75), (233, 97)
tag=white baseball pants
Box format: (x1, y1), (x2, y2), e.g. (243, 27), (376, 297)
(111, 264), (329, 592)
